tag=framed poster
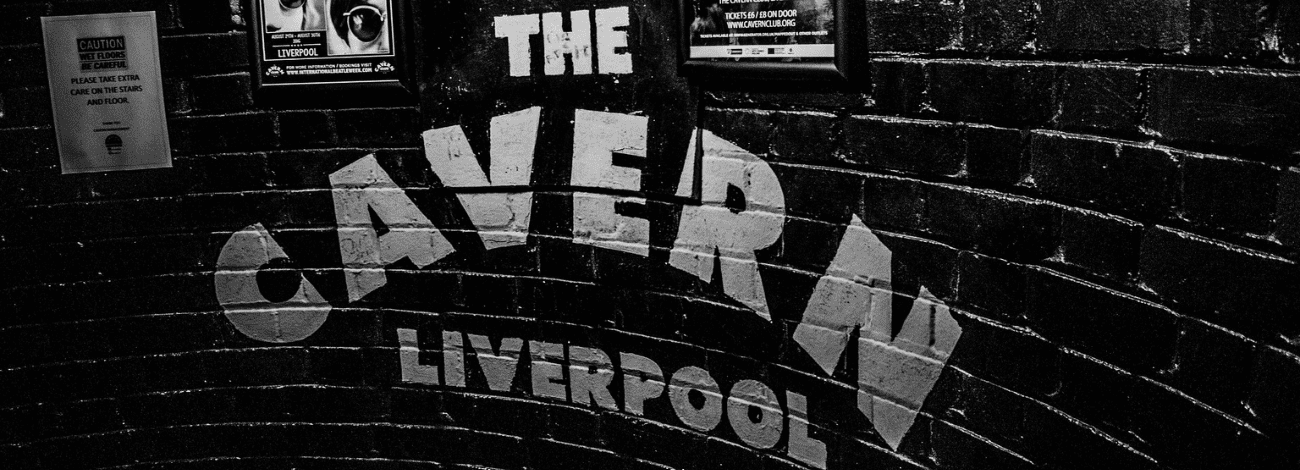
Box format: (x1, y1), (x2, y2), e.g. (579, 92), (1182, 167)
(41, 12), (172, 174)
(250, 0), (414, 101)
(678, 0), (867, 83)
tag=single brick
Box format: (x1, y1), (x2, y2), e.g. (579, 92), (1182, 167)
(1167, 319), (1257, 418)
(1279, 167), (1300, 248)
(336, 107), (424, 147)
(278, 110), (337, 149)
(1189, 0), (1271, 59)
(925, 62), (1056, 127)
(955, 251), (1028, 325)
(1139, 226), (1300, 340)
(1181, 154), (1280, 234)
(1029, 132), (1179, 217)
(162, 78), (192, 115)
(866, 0), (961, 52)
(1145, 68), (1300, 156)
(962, 0), (1036, 53)
(160, 32), (250, 75)
(1246, 347), (1300, 443)
(177, 0), (237, 32)
(922, 184), (1059, 261)
(772, 163), (862, 222)
(1039, 0), (1190, 52)
(170, 112), (278, 154)
(1054, 65), (1144, 137)
(964, 125), (1026, 186)
(189, 73), (254, 113)
(844, 116), (965, 176)
(862, 174), (926, 232)
(768, 111), (841, 163)
(1025, 268), (1179, 375)
(1056, 208), (1143, 280)
(870, 59), (925, 115)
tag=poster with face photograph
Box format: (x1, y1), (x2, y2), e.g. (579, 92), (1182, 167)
(254, 0), (403, 88)
(685, 0), (834, 60)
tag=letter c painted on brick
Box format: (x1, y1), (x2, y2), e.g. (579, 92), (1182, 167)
(214, 223), (331, 343)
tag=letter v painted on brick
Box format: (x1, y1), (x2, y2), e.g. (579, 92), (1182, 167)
(792, 215), (963, 451)
(423, 107), (540, 251)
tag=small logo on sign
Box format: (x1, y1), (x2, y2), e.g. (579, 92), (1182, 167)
(376, 61), (394, 73)
(266, 65), (284, 77)
(105, 134), (123, 155)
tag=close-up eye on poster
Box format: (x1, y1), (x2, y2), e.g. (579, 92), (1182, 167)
(250, 0), (410, 96)
(685, 0), (834, 60)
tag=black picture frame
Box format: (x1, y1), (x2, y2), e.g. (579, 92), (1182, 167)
(249, 0), (416, 105)
(677, 0), (867, 84)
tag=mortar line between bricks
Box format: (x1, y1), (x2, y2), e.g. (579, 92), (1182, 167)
(0, 421), (526, 449)
(93, 456), (482, 470)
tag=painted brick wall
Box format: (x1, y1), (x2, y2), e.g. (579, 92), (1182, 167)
(2, 0), (1299, 469)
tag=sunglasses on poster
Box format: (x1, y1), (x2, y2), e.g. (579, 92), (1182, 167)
(280, 0), (306, 9)
(343, 5), (386, 43)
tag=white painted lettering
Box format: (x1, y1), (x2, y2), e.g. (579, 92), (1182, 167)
(443, 330), (467, 387)
(542, 11), (592, 75)
(595, 7), (632, 74)
(786, 391), (827, 469)
(398, 328), (438, 384)
(468, 334), (525, 392)
(668, 365), (723, 432)
(494, 14), (541, 77)
(530, 340), (568, 400)
(568, 345), (618, 410)
(213, 223), (331, 343)
(672, 130), (786, 321)
(571, 109), (651, 256)
(620, 352), (665, 415)
(423, 107), (541, 251)
(726, 379), (783, 449)
(330, 155), (456, 302)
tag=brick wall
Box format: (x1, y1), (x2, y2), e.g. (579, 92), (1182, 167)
(1, 0), (1298, 469)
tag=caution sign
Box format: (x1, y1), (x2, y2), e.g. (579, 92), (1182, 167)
(42, 12), (171, 174)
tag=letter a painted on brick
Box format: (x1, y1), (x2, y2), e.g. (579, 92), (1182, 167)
(330, 154), (456, 302)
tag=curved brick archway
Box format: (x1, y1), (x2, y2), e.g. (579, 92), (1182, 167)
(1, 1), (1299, 469)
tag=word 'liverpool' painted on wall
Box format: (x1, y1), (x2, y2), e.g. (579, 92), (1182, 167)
(212, 107), (963, 464)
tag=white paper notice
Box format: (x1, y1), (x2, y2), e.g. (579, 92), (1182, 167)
(42, 12), (172, 174)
